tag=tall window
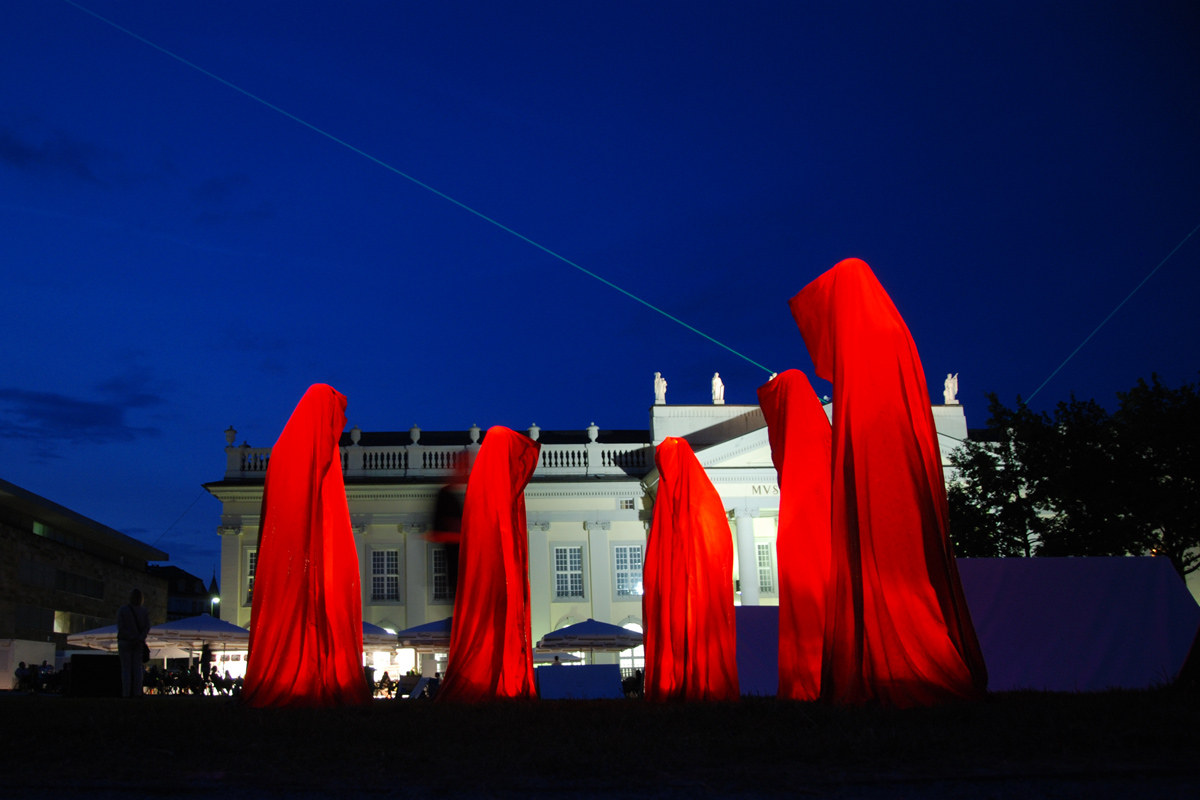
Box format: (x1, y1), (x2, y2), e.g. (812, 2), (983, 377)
(614, 544), (643, 597)
(756, 542), (775, 594)
(554, 546), (584, 599)
(431, 547), (451, 602)
(372, 549), (400, 601)
(246, 550), (257, 605)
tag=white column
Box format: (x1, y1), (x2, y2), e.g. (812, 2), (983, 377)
(404, 525), (426, 629)
(218, 526), (242, 625)
(734, 509), (760, 606)
(353, 522), (368, 617)
(528, 523), (551, 644)
(585, 521), (612, 624)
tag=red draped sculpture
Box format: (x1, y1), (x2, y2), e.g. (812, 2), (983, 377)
(789, 258), (987, 706)
(643, 437), (739, 701)
(438, 426), (541, 702)
(242, 384), (371, 708)
(757, 369), (832, 701)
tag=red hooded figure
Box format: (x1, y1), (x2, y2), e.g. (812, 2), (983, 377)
(757, 369), (832, 701)
(790, 258), (987, 706)
(643, 437), (739, 701)
(438, 426), (541, 702)
(242, 384), (371, 708)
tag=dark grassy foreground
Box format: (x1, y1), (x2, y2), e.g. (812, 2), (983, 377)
(2, 688), (1197, 797)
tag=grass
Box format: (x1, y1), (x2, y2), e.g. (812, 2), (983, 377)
(2, 688), (1197, 795)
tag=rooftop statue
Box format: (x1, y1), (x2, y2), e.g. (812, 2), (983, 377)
(944, 373), (959, 405)
(712, 372), (725, 405)
(654, 372), (667, 405)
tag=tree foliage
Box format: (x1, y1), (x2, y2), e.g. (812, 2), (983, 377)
(947, 375), (1200, 578)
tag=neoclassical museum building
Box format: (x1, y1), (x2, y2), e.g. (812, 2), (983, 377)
(205, 378), (969, 674)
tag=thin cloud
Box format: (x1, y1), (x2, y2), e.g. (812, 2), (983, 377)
(0, 376), (167, 445)
(0, 125), (111, 184)
(192, 173), (251, 204)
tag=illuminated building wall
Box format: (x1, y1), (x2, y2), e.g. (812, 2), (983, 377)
(206, 394), (969, 668)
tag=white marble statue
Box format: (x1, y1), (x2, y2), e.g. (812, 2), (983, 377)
(654, 372), (667, 405)
(712, 372), (725, 405)
(944, 373), (959, 405)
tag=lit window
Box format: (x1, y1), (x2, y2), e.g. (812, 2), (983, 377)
(372, 549), (400, 601)
(431, 547), (452, 602)
(246, 550), (257, 605)
(756, 542), (775, 594)
(554, 546), (584, 599)
(614, 544), (643, 597)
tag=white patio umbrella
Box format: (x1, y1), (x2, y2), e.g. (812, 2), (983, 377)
(66, 623), (119, 651)
(533, 651), (583, 664)
(395, 616), (452, 652)
(536, 619), (644, 652)
(363, 621), (398, 653)
(148, 646), (192, 660)
(149, 613), (249, 653)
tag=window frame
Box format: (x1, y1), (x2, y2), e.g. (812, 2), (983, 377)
(755, 539), (778, 597)
(611, 542), (645, 602)
(244, 548), (258, 607)
(370, 548), (402, 604)
(551, 543), (587, 602)
(428, 544), (455, 605)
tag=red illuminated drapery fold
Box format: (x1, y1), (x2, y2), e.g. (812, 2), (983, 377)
(643, 437), (739, 701)
(242, 384), (371, 708)
(790, 258), (987, 706)
(757, 369), (832, 701)
(437, 426), (541, 702)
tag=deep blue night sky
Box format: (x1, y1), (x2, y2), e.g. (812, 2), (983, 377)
(3, 1), (1198, 580)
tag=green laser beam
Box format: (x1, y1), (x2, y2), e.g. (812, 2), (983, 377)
(64, 0), (775, 375)
(1026, 218), (1200, 403)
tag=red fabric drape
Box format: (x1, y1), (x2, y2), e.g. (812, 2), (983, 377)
(438, 426), (541, 702)
(242, 384), (371, 708)
(790, 258), (987, 706)
(757, 369), (832, 701)
(643, 437), (739, 702)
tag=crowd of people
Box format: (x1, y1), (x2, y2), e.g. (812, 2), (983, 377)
(12, 660), (64, 694)
(144, 664), (243, 696)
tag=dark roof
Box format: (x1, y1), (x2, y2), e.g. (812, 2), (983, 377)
(147, 565), (210, 597)
(340, 428), (650, 447)
(0, 476), (168, 562)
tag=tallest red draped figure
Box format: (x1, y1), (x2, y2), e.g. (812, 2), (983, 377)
(790, 258), (987, 707)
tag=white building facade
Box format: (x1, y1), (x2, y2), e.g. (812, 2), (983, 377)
(205, 392), (969, 673)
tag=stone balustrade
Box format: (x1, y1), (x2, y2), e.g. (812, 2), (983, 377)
(223, 439), (653, 480)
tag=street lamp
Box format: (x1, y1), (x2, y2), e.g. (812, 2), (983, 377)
(210, 596), (220, 618)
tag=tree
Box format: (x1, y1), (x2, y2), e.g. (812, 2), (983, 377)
(1112, 375), (1200, 578)
(947, 395), (1045, 558)
(947, 375), (1200, 580)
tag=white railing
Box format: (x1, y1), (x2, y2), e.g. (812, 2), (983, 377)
(225, 440), (653, 480)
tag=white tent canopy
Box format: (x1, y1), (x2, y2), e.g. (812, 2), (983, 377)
(149, 614), (250, 652)
(70, 614), (395, 657)
(66, 624), (120, 652)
